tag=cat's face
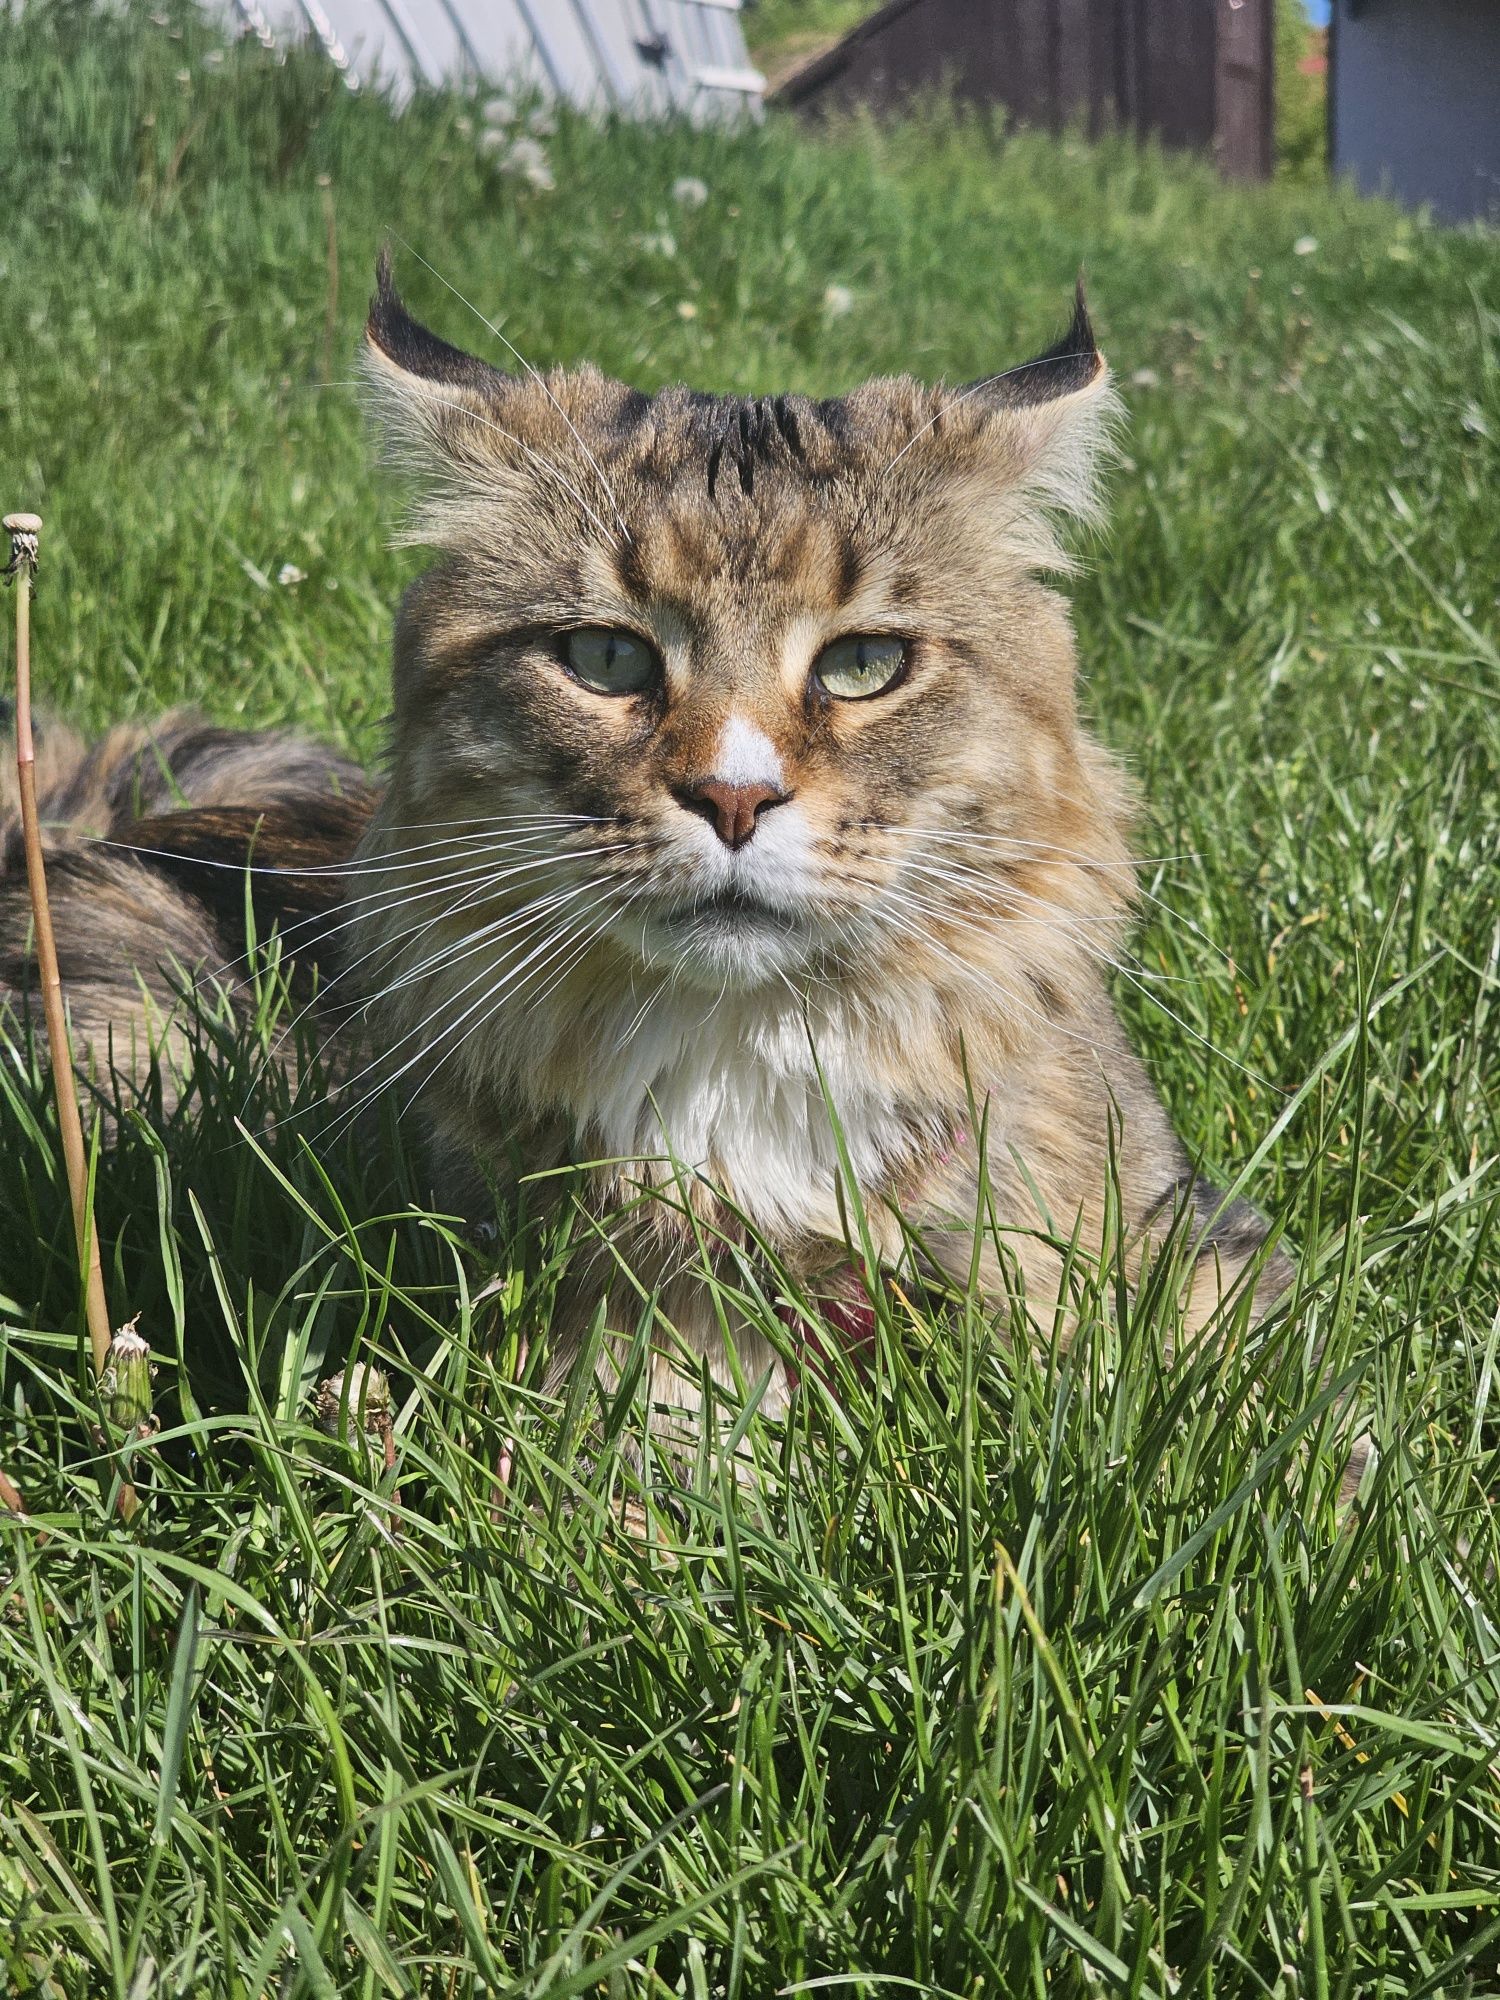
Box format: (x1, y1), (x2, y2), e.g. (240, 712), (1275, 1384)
(364, 255), (1127, 1002)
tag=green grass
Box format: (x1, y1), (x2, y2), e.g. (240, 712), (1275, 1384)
(3, 3), (1500, 1993)
(743, 0), (880, 76)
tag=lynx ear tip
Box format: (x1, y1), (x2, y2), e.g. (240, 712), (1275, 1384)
(977, 281), (1105, 410)
(1070, 271), (1099, 366)
(366, 245), (402, 357)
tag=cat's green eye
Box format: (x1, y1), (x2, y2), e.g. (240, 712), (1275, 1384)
(562, 627), (659, 696)
(814, 634), (908, 701)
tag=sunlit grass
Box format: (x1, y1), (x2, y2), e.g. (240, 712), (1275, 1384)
(1, 3), (1498, 1993)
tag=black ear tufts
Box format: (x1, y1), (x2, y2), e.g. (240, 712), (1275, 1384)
(365, 248), (504, 392)
(369, 242), (397, 329)
(989, 273), (1104, 409)
(1065, 271), (1096, 364)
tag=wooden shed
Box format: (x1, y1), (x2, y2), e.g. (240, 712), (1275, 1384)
(773, 0), (1276, 182)
(1329, 0), (1500, 222)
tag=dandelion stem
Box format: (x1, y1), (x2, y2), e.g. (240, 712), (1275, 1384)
(6, 510), (137, 1520)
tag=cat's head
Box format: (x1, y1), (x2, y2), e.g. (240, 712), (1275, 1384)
(360, 252), (1130, 1014)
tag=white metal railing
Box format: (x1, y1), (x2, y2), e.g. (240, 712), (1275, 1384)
(215, 0), (764, 116)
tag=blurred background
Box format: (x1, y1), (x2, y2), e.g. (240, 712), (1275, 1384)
(179, 0), (1496, 221)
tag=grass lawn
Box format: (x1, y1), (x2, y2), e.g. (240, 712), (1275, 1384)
(743, 0), (883, 88)
(3, 4), (1499, 1993)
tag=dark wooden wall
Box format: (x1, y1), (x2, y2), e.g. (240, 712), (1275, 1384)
(774, 0), (1274, 182)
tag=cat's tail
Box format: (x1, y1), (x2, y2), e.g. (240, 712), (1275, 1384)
(0, 705), (377, 1097)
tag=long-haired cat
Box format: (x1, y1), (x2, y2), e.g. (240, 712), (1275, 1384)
(1, 255), (1289, 1431)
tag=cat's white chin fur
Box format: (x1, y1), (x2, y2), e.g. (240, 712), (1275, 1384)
(631, 900), (814, 990)
(624, 795), (830, 990)
(556, 981), (942, 1242)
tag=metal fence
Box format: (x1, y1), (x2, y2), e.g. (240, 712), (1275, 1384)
(214, 0), (763, 118)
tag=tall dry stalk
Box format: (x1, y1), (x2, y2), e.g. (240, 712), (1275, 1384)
(6, 510), (139, 1519)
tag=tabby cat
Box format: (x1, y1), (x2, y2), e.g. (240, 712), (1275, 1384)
(0, 255), (1290, 1428)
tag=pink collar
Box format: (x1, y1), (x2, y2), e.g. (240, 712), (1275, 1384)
(777, 1117), (969, 1391)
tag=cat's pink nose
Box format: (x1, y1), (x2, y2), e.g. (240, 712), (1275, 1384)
(676, 777), (789, 850)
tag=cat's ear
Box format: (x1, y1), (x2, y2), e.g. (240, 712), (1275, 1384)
(978, 278), (1106, 416)
(362, 252), (626, 549)
(957, 280), (1119, 563)
(361, 248), (519, 482)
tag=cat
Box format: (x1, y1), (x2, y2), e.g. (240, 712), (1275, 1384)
(1, 253), (1292, 1437)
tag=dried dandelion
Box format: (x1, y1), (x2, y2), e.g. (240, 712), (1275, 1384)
(6, 510), (141, 1519)
(316, 1362), (401, 1517)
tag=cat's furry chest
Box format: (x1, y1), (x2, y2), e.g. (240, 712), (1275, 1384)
(538, 987), (951, 1245)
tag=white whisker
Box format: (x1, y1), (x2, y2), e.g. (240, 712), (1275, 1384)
(860, 897), (1108, 1056)
(869, 884), (1274, 1087)
(894, 858), (1205, 988)
(402, 880), (650, 1125)
(373, 811), (612, 836)
(90, 820), (578, 885)
(364, 855), (644, 1007)
(233, 845), (645, 1109)
(255, 877), (599, 1130)
(322, 881), (627, 1146)
(201, 830), (604, 989)
(853, 821), (1184, 870)
(880, 347), (1104, 477)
